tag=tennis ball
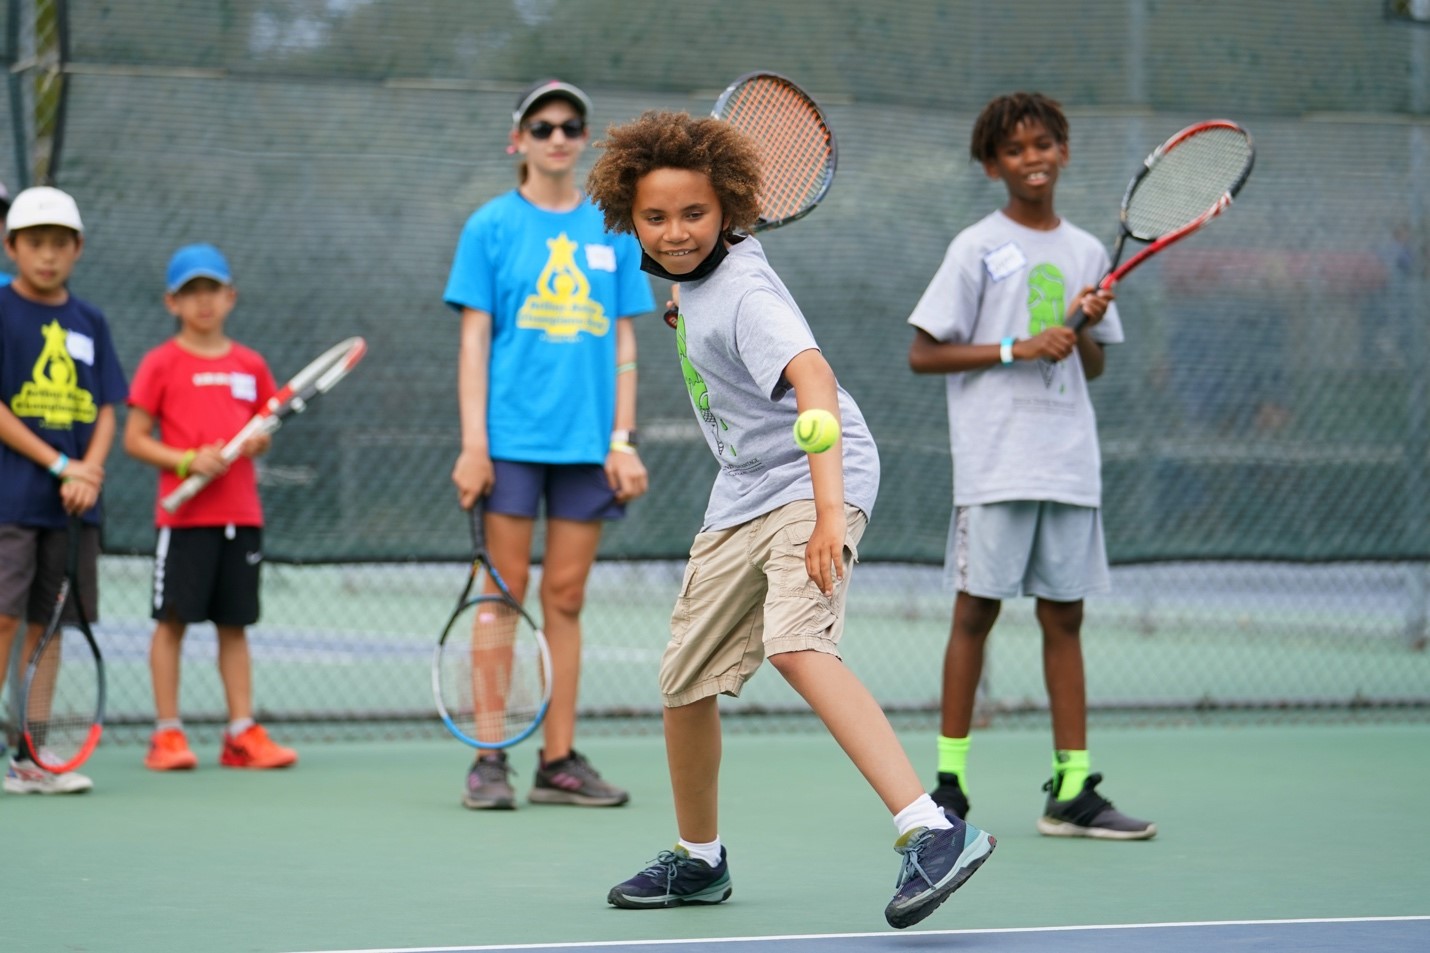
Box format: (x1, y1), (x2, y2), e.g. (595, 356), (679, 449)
(793, 408), (840, 454)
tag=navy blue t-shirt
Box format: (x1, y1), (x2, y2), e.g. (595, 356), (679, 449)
(0, 285), (128, 527)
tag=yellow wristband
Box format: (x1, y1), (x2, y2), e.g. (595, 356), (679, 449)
(609, 441), (637, 455)
(176, 449), (197, 479)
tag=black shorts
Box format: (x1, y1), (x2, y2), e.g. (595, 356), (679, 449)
(151, 526), (262, 626)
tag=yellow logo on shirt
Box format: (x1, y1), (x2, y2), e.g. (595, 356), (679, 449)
(517, 232), (610, 339)
(10, 320), (97, 429)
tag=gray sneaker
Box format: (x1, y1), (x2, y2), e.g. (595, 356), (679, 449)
(1037, 773), (1156, 840)
(529, 748), (629, 806)
(463, 752), (516, 810)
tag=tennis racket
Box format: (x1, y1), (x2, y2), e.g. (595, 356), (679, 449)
(1068, 120), (1255, 332)
(19, 516), (105, 774)
(664, 71), (837, 328)
(432, 500), (552, 750)
(160, 336), (367, 513)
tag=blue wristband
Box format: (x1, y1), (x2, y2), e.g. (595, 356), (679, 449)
(48, 453), (69, 476)
(999, 337), (1015, 365)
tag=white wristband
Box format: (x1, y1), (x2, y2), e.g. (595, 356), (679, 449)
(48, 453), (69, 476)
(999, 338), (1015, 365)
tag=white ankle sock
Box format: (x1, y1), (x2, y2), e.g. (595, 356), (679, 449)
(155, 718), (183, 732)
(894, 794), (954, 837)
(228, 717), (255, 737)
(677, 836), (723, 868)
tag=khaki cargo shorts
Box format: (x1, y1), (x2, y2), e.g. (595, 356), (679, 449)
(659, 499), (867, 707)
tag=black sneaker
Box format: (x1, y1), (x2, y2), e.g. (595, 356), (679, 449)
(1037, 772), (1156, 840)
(462, 752), (515, 810)
(607, 846), (732, 909)
(529, 749), (629, 806)
(885, 815), (996, 929)
(930, 772), (970, 819)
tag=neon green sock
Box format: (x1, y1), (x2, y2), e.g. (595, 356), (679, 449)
(1054, 749), (1090, 800)
(937, 735), (970, 783)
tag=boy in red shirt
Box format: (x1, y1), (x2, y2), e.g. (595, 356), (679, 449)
(123, 243), (297, 771)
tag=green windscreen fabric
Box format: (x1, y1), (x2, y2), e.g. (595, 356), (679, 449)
(9, 1), (1425, 736)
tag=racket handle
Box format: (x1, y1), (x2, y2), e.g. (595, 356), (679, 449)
(160, 473), (209, 513)
(1067, 307), (1089, 334)
(158, 416), (269, 513)
(468, 498), (487, 554)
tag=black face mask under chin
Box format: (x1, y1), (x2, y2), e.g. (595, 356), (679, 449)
(639, 234), (733, 283)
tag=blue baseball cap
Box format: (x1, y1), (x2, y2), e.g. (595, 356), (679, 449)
(166, 243), (232, 292)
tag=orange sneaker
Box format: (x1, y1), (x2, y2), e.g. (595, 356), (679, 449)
(145, 728), (199, 771)
(219, 724), (298, 769)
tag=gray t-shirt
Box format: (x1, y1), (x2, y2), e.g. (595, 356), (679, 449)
(676, 236), (879, 531)
(906, 210), (1124, 508)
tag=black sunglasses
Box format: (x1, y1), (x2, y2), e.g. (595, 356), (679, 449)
(523, 119), (586, 140)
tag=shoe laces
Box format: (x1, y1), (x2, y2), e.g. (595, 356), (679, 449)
(892, 828), (938, 889)
(543, 750), (607, 785)
(548, 749), (596, 774)
(153, 730), (187, 751)
(471, 756), (512, 785)
(229, 724), (264, 747)
(640, 849), (692, 888)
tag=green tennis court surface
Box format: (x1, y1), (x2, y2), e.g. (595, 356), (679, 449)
(4, 722), (1426, 953)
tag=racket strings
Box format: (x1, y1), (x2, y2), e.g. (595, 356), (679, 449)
(1127, 128), (1253, 238)
(294, 337), (366, 398)
(24, 630), (99, 763)
(721, 81), (833, 221)
(440, 596), (548, 747)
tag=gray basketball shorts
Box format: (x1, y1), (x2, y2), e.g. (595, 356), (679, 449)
(945, 500), (1110, 601)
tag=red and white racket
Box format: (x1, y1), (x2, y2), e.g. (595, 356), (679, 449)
(161, 336), (367, 513)
(1070, 120), (1255, 331)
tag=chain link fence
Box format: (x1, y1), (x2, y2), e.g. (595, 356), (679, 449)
(3, 1), (1427, 743)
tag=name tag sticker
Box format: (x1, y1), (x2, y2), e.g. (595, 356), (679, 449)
(230, 373), (257, 402)
(983, 242), (1027, 282)
(584, 244), (617, 272)
(66, 331), (95, 365)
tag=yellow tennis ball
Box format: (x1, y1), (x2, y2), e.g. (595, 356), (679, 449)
(793, 408), (840, 454)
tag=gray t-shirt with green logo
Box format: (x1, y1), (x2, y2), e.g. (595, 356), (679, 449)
(675, 236), (879, 532)
(906, 210), (1123, 507)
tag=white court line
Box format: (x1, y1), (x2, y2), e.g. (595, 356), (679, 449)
(282, 915), (1430, 953)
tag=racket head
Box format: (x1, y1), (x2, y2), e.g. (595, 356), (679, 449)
(20, 526), (105, 774)
(712, 71), (836, 232)
(1120, 120), (1255, 243)
(432, 590), (552, 750)
(282, 335), (367, 409)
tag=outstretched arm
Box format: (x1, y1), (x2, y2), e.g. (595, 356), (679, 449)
(783, 348), (845, 597)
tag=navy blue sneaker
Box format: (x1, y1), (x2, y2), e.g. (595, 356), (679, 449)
(884, 816), (995, 929)
(607, 846), (732, 909)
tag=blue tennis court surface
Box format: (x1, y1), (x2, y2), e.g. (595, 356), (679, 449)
(287, 917), (1430, 953)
